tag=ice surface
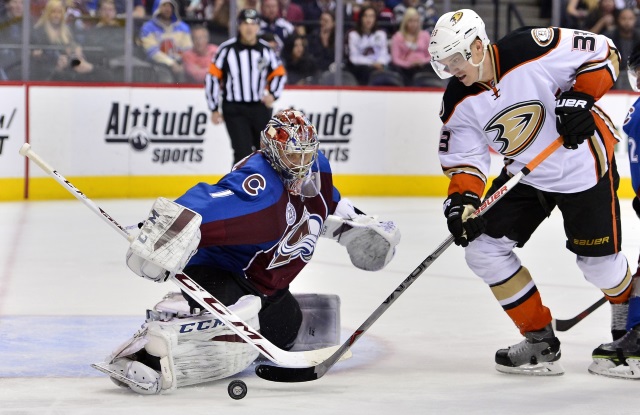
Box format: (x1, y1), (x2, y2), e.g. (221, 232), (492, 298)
(1, 197), (639, 414)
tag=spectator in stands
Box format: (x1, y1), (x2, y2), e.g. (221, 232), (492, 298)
(86, 0), (146, 17)
(0, 0), (24, 78)
(390, 7), (430, 86)
(182, 24), (218, 83)
(370, 0), (394, 33)
(585, 0), (618, 33)
(564, 0), (596, 29)
(260, 31), (280, 52)
(211, 0), (230, 29)
(30, 0), (110, 81)
(259, 0), (294, 52)
(65, 0), (92, 35)
(307, 10), (335, 72)
(302, 0), (335, 23)
(605, 8), (640, 89)
(83, 0), (124, 64)
(83, 0), (155, 80)
(278, 0), (303, 23)
(139, 0), (192, 82)
(282, 33), (318, 84)
(347, 5), (390, 85)
(393, 0), (425, 28)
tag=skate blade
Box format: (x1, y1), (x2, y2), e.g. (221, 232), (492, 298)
(496, 361), (564, 376)
(91, 362), (158, 392)
(588, 358), (640, 380)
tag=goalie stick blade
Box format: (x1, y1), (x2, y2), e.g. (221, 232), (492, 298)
(255, 364), (322, 382)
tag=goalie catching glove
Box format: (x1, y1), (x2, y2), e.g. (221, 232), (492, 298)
(322, 198), (400, 271)
(126, 197), (202, 283)
(443, 191), (485, 247)
(555, 90), (596, 150)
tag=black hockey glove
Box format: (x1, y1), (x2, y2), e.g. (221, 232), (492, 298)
(633, 196), (640, 220)
(443, 191), (486, 247)
(555, 90), (596, 150)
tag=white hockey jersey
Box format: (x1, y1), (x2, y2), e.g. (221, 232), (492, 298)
(438, 27), (621, 197)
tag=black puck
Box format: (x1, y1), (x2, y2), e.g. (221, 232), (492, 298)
(227, 379), (247, 400)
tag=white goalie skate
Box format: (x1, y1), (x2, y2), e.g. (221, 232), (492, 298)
(495, 324), (564, 376)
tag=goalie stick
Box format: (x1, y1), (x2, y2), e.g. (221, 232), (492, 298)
(255, 137), (565, 383)
(552, 297), (607, 332)
(18, 143), (351, 369)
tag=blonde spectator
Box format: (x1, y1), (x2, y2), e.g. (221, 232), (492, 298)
(31, 0), (109, 80)
(182, 25), (218, 83)
(390, 7), (431, 85)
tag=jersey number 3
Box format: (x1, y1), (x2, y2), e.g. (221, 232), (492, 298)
(439, 130), (451, 153)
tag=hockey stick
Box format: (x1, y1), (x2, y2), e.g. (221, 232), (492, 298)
(18, 143), (350, 369)
(255, 136), (565, 382)
(552, 297), (607, 332)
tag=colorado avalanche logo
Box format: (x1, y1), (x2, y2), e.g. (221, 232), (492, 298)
(242, 174), (266, 196)
(269, 209), (322, 268)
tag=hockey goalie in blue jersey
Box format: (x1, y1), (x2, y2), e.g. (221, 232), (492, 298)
(94, 109), (401, 394)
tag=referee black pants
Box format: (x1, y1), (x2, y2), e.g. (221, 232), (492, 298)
(222, 101), (272, 164)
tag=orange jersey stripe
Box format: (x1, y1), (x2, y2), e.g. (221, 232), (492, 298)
(208, 63), (223, 79)
(267, 65), (286, 82)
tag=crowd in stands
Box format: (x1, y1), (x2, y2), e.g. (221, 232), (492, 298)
(2, 0), (640, 89)
(560, 0), (640, 90)
(0, 0), (442, 86)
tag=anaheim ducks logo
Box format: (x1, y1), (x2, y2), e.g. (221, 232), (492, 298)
(484, 100), (545, 157)
(450, 11), (463, 25)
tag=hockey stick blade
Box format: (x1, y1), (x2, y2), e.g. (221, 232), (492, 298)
(553, 297), (607, 332)
(255, 137), (565, 383)
(19, 143), (350, 370)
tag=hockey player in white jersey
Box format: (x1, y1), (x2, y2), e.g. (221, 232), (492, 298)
(429, 9), (633, 376)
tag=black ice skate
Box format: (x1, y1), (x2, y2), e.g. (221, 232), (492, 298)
(589, 327), (640, 379)
(495, 324), (564, 376)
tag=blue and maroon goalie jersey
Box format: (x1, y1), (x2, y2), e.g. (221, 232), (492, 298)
(175, 151), (340, 296)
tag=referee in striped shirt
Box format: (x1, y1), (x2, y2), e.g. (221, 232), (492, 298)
(205, 8), (287, 164)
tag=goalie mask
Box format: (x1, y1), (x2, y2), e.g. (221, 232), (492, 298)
(428, 9), (490, 79)
(628, 45), (640, 92)
(261, 109), (321, 197)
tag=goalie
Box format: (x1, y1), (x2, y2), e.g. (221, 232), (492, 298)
(96, 109), (401, 394)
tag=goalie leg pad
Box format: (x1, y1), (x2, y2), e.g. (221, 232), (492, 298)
(126, 197), (202, 283)
(98, 295), (261, 393)
(290, 293), (341, 351)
